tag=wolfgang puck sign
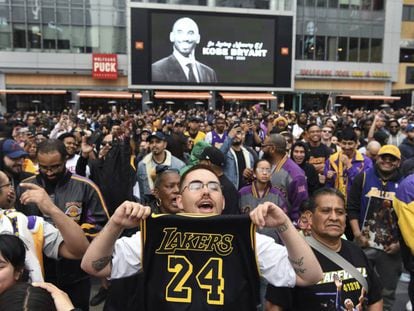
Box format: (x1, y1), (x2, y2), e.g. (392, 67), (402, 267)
(92, 54), (118, 79)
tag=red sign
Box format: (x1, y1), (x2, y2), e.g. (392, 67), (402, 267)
(92, 54), (118, 80)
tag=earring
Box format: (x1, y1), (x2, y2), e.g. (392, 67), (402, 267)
(155, 198), (162, 207)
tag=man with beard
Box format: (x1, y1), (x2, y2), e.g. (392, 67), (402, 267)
(137, 131), (185, 202)
(292, 112), (308, 140)
(265, 188), (383, 311)
(0, 139), (33, 188)
(348, 145), (404, 311)
(220, 124), (254, 190)
(261, 134), (308, 224)
(17, 139), (109, 311)
(387, 119), (406, 147)
(205, 117), (228, 149)
(306, 124), (332, 176)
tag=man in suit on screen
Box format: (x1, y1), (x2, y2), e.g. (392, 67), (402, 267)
(152, 17), (218, 83)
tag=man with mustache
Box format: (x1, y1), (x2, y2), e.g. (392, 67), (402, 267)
(81, 165), (323, 311)
(265, 188), (383, 311)
(17, 139), (108, 311)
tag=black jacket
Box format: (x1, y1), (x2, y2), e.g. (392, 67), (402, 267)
(77, 137), (136, 215)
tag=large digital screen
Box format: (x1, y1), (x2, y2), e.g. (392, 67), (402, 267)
(128, 4), (293, 91)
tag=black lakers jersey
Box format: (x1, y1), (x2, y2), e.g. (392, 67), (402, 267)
(141, 214), (260, 311)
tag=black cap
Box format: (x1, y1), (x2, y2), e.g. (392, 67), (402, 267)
(200, 146), (225, 167)
(189, 116), (202, 122)
(147, 131), (166, 142)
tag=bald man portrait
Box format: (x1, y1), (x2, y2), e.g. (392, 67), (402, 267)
(152, 17), (218, 83)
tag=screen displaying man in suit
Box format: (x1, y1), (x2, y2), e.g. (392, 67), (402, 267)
(152, 17), (218, 83)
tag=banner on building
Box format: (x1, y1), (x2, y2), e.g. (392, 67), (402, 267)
(92, 54), (118, 80)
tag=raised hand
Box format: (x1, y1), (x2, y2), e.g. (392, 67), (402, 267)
(19, 183), (55, 215)
(111, 201), (151, 229)
(249, 202), (289, 230)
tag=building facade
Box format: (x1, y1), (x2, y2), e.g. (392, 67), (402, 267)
(0, 0), (404, 112)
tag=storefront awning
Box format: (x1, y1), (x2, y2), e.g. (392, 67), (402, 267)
(0, 89), (67, 95)
(219, 92), (276, 101)
(77, 91), (141, 99)
(340, 95), (401, 101)
(154, 91), (212, 100)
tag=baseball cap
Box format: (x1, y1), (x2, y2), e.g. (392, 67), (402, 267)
(189, 116), (202, 122)
(2, 139), (28, 159)
(200, 146), (225, 167)
(377, 145), (401, 160)
(147, 131), (166, 142)
(406, 123), (414, 132)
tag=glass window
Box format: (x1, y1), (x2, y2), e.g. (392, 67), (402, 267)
(297, 0), (305, 6)
(296, 35), (303, 59)
(28, 24), (42, 49)
(317, 0), (327, 7)
(349, 37), (358, 61)
(71, 26), (86, 53)
(328, 0), (338, 8)
(57, 8), (70, 25)
(306, 0), (316, 7)
(360, 38), (369, 62)
(56, 0), (69, 8)
(403, 5), (414, 21)
(304, 35), (315, 59)
(337, 37), (347, 61)
(339, 0), (349, 9)
(327, 36), (337, 61)
(12, 5), (25, 22)
(86, 26), (99, 53)
(113, 27), (126, 54)
(0, 4), (11, 50)
(42, 24), (57, 50)
(400, 49), (414, 63)
(70, 0), (84, 8)
(370, 38), (382, 62)
(71, 8), (84, 25)
(115, 10), (126, 27)
(315, 36), (325, 60)
(372, 0), (383, 10)
(13, 24), (26, 48)
(56, 20), (71, 51)
(0, 28), (11, 50)
(350, 0), (360, 9)
(406, 67), (414, 84)
(361, 0), (371, 10)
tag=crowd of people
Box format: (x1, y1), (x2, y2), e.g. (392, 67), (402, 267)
(0, 103), (413, 311)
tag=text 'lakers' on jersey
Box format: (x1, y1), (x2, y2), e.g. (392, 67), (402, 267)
(141, 214), (260, 311)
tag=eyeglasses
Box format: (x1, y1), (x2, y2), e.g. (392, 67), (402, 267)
(181, 181), (222, 193)
(39, 163), (64, 173)
(101, 141), (113, 147)
(256, 168), (271, 174)
(0, 183), (11, 189)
